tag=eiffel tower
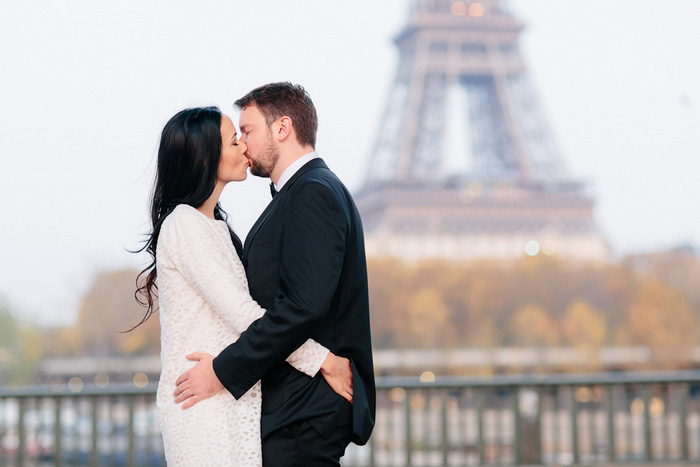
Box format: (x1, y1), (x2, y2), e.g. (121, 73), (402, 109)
(355, 0), (609, 261)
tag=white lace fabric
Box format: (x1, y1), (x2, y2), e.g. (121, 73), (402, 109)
(155, 204), (329, 466)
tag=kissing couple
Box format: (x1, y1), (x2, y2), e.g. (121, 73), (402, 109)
(135, 82), (375, 466)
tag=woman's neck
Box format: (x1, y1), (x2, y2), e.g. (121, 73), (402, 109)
(197, 182), (225, 219)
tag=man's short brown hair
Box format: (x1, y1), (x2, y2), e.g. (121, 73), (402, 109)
(234, 82), (318, 148)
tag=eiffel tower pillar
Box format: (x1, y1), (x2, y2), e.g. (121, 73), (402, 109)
(355, 0), (609, 261)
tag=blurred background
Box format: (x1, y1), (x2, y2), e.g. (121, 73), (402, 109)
(1, 0), (698, 383)
(1, 0), (700, 464)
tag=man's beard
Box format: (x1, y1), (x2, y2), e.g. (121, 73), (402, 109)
(249, 138), (279, 178)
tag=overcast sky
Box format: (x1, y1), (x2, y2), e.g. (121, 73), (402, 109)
(1, 1), (699, 326)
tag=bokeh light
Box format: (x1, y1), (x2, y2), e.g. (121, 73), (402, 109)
(468, 2), (485, 17)
(389, 387), (406, 403)
(524, 240), (540, 256)
(133, 373), (149, 388)
(94, 372), (110, 388)
(420, 371), (436, 383)
(542, 240), (557, 256)
(451, 2), (467, 16)
(68, 377), (84, 393)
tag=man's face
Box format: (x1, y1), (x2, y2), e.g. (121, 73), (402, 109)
(239, 105), (279, 178)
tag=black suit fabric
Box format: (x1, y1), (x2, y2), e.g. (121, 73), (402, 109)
(212, 158), (375, 454)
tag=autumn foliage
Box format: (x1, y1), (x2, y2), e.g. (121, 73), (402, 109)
(7, 247), (696, 379)
(367, 247), (700, 369)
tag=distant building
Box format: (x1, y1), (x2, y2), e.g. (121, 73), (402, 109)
(355, 0), (608, 261)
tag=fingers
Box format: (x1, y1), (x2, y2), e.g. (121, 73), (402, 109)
(340, 390), (353, 404)
(174, 371), (189, 388)
(182, 394), (206, 410)
(174, 389), (188, 403)
(186, 352), (204, 361)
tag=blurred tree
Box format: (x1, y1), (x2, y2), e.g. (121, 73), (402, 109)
(367, 258), (407, 348)
(399, 287), (452, 348)
(507, 305), (559, 347)
(361, 251), (700, 370)
(562, 299), (607, 348)
(73, 269), (160, 356)
(0, 302), (21, 384)
(625, 278), (698, 365)
(0, 300), (49, 384)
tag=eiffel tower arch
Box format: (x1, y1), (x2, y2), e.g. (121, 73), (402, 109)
(355, 0), (609, 261)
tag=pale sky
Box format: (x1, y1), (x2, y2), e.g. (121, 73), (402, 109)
(1, 1), (699, 326)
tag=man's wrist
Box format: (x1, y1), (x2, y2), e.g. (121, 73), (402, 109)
(320, 351), (334, 376)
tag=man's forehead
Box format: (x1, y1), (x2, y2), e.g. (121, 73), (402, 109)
(239, 106), (261, 126)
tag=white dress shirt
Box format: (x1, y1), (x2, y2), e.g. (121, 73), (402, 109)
(274, 152), (320, 192)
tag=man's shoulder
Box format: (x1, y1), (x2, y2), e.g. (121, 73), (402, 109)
(295, 161), (344, 190)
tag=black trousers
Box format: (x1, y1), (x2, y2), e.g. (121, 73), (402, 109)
(262, 405), (353, 467)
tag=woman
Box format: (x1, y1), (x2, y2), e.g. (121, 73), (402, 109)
(134, 107), (350, 466)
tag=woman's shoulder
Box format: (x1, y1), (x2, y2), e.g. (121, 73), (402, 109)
(160, 204), (210, 242)
(169, 203), (202, 220)
(162, 204), (207, 228)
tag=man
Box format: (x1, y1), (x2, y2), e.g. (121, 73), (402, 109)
(173, 82), (375, 465)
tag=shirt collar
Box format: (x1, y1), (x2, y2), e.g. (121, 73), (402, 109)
(274, 152), (319, 191)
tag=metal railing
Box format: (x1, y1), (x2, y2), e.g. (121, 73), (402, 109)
(2, 370), (700, 466)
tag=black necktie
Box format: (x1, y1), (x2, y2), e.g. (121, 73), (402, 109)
(269, 182), (277, 198)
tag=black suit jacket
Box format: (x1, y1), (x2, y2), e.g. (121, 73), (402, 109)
(213, 158), (375, 445)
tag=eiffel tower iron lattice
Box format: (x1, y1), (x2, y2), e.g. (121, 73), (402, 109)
(355, 0), (609, 261)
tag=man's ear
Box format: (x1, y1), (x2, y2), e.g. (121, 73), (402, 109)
(274, 116), (293, 142)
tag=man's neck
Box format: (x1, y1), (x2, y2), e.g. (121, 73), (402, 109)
(269, 145), (315, 185)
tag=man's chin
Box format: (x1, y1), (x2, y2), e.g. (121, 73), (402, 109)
(250, 169), (268, 178)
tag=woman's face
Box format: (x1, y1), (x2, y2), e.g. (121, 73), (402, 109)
(218, 115), (249, 183)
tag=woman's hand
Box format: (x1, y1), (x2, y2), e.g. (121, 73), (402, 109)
(320, 352), (353, 404)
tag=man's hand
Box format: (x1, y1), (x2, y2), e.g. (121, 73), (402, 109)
(320, 353), (353, 404)
(173, 352), (224, 409)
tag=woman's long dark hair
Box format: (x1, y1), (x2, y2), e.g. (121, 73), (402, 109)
(131, 106), (243, 329)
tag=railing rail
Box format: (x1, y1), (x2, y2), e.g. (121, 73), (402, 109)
(2, 370), (700, 465)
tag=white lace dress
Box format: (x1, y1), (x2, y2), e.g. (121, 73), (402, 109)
(155, 204), (329, 466)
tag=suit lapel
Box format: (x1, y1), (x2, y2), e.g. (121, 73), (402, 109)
(243, 158), (329, 258)
(243, 195), (280, 254)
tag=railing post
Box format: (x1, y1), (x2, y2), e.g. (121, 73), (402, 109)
(536, 387), (543, 464)
(441, 392), (448, 466)
(91, 396), (99, 466)
(128, 396), (136, 467)
(477, 389), (485, 464)
(18, 397), (26, 467)
(642, 385), (652, 461)
(513, 386), (522, 464)
(679, 384), (689, 461)
(55, 397), (64, 467)
(663, 384), (671, 460)
(404, 390), (412, 466)
(553, 387), (561, 461)
(605, 385), (615, 462)
(570, 386), (578, 464)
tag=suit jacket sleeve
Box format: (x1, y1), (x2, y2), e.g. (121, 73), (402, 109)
(213, 180), (347, 398)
